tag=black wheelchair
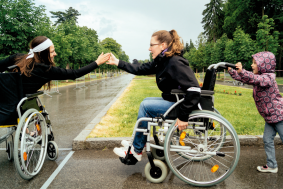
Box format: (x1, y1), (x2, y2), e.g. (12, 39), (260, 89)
(0, 65), (58, 180)
(119, 62), (240, 187)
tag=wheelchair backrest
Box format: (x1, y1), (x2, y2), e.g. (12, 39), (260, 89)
(0, 72), (24, 125)
(202, 68), (216, 91)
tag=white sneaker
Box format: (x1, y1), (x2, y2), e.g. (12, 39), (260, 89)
(121, 140), (130, 149)
(121, 140), (146, 152)
(257, 165), (278, 173)
(113, 146), (142, 161)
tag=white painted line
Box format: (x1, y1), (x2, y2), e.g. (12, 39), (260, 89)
(0, 148), (72, 151)
(40, 151), (75, 189)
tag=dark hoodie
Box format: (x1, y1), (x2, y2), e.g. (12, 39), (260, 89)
(229, 51), (283, 123)
(118, 51), (200, 121)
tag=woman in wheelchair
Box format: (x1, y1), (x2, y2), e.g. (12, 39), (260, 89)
(0, 36), (110, 95)
(107, 30), (201, 162)
(0, 36), (110, 180)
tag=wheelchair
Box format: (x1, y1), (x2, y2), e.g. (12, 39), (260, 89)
(0, 65), (59, 180)
(119, 62), (240, 187)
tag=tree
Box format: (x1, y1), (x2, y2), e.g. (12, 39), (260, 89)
(50, 7), (81, 26)
(184, 39), (195, 54)
(100, 38), (122, 57)
(224, 27), (256, 69)
(0, 0), (50, 55)
(201, 0), (225, 42)
(256, 15), (279, 54)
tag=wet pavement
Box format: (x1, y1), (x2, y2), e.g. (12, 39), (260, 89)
(1, 146), (283, 189)
(39, 74), (135, 148)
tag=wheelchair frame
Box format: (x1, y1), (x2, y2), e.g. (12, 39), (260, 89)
(119, 62), (240, 187)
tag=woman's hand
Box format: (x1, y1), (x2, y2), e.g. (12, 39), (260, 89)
(174, 118), (188, 131)
(96, 52), (110, 66)
(235, 62), (242, 74)
(106, 53), (119, 66)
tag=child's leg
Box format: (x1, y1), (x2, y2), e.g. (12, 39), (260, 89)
(263, 122), (277, 168)
(133, 98), (174, 153)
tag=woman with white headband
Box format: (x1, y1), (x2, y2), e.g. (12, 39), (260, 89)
(0, 36), (110, 94)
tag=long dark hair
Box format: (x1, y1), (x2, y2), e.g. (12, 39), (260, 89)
(15, 36), (55, 90)
(152, 30), (184, 57)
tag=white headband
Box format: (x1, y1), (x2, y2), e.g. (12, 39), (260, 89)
(26, 38), (53, 59)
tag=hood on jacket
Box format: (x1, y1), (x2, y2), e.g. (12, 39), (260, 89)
(252, 51), (276, 74)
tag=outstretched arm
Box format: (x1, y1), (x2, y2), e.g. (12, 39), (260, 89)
(107, 53), (156, 75)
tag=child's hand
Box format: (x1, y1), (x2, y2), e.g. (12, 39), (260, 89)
(235, 62), (242, 73)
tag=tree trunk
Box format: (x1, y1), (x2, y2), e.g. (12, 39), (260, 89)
(66, 63), (69, 82)
(262, 1), (264, 17)
(278, 45), (282, 77)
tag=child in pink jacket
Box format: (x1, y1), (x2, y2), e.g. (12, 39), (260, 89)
(228, 51), (283, 173)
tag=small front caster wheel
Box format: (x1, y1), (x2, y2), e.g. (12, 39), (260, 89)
(151, 146), (165, 161)
(144, 159), (168, 183)
(47, 141), (59, 161)
(6, 141), (14, 161)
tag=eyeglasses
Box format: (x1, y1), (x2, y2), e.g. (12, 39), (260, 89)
(150, 43), (160, 47)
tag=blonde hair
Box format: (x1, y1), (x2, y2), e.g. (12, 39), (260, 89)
(152, 30), (184, 57)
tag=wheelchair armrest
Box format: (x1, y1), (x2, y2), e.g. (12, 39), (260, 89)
(25, 91), (44, 98)
(201, 90), (214, 95)
(171, 89), (185, 95)
(171, 89), (214, 95)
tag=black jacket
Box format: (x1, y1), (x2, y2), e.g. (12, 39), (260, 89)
(118, 52), (200, 121)
(0, 54), (98, 94)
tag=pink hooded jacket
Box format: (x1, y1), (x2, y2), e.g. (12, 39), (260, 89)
(229, 51), (283, 123)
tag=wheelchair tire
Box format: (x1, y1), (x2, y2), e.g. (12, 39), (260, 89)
(164, 110), (240, 187)
(144, 159), (168, 183)
(47, 141), (59, 161)
(7, 141), (14, 161)
(151, 142), (165, 161)
(14, 109), (48, 180)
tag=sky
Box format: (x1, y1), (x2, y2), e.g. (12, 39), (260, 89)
(34, 0), (210, 62)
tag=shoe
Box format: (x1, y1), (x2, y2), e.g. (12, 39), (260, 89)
(121, 140), (130, 149)
(121, 140), (146, 152)
(113, 146), (142, 161)
(257, 165), (278, 173)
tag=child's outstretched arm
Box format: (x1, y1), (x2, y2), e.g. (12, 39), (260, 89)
(228, 62), (272, 87)
(237, 70), (272, 87)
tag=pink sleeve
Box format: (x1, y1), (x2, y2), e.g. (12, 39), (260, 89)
(238, 70), (272, 87)
(228, 69), (244, 82)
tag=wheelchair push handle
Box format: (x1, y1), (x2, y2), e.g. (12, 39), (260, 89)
(224, 63), (238, 70)
(7, 65), (21, 72)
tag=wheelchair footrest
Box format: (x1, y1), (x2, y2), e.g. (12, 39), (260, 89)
(119, 154), (138, 165)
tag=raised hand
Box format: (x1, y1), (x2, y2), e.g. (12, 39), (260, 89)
(235, 62), (242, 73)
(96, 52), (110, 65)
(106, 53), (119, 66)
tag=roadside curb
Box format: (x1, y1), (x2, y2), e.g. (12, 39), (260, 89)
(73, 134), (282, 151)
(72, 75), (133, 150)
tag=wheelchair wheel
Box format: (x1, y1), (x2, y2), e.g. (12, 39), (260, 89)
(47, 141), (59, 161)
(7, 141), (14, 161)
(164, 110), (240, 187)
(151, 143), (165, 161)
(144, 159), (168, 183)
(14, 109), (48, 180)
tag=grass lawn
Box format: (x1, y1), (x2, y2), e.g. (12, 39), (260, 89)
(88, 76), (281, 138)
